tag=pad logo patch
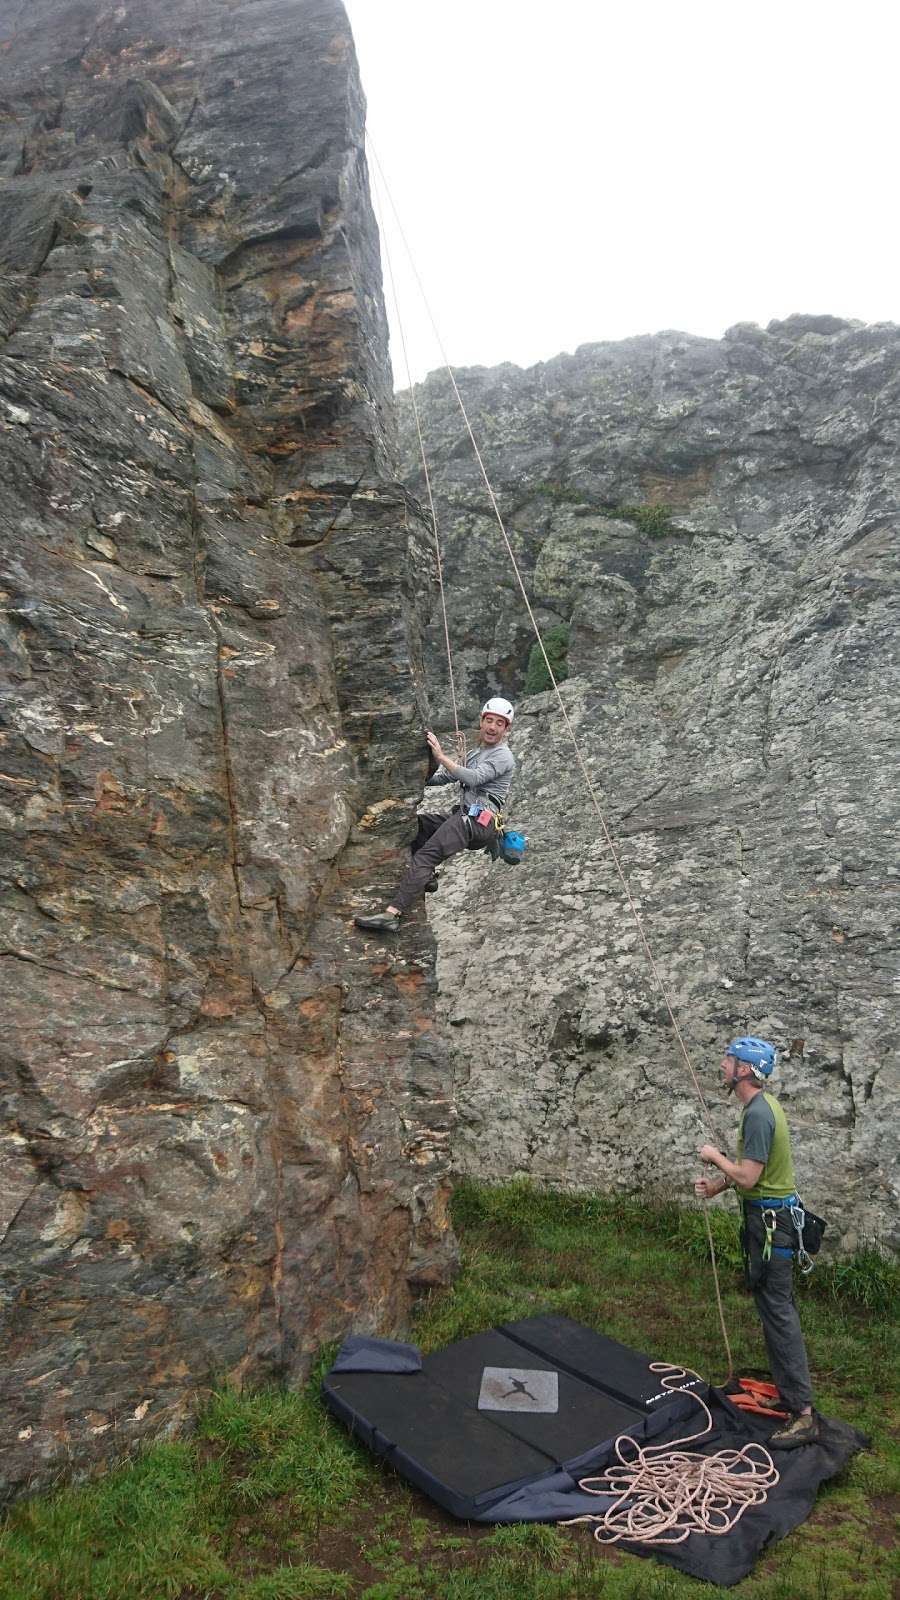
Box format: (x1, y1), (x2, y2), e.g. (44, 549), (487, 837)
(477, 1366), (559, 1413)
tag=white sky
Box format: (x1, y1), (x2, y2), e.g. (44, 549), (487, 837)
(343, 0), (900, 387)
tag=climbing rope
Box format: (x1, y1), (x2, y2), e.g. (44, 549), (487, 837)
(368, 138), (733, 1375)
(369, 157), (464, 761)
(564, 1366), (779, 1546)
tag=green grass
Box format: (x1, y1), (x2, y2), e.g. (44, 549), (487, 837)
(532, 481), (675, 537)
(524, 622), (570, 695)
(199, 1373), (370, 1521)
(1, 1181), (897, 1600)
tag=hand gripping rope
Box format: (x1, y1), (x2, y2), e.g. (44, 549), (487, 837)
(368, 138), (735, 1377)
(564, 1366), (779, 1546)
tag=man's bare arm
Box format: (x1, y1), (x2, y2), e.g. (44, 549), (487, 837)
(697, 1143), (765, 1193)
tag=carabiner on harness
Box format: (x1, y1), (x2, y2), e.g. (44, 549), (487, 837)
(761, 1208), (777, 1264)
(790, 1202), (815, 1274)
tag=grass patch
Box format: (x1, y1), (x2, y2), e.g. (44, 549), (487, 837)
(0, 1444), (234, 1600)
(524, 622), (570, 695)
(199, 1362), (371, 1525)
(533, 481), (675, 536)
(1, 1181), (896, 1600)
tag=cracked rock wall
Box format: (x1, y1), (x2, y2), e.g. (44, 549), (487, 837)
(0, 0), (454, 1501)
(399, 321), (899, 1252)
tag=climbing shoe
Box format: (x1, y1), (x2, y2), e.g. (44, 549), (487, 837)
(768, 1411), (819, 1449)
(423, 875), (439, 894)
(354, 912), (401, 933)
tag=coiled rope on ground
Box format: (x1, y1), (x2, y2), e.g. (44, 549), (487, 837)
(565, 1366), (779, 1546)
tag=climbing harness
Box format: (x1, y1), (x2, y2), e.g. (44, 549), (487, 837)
(461, 802), (526, 865)
(743, 1194), (825, 1275)
(564, 1365), (780, 1547)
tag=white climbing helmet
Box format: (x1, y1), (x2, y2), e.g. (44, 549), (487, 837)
(481, 697), (514, 725)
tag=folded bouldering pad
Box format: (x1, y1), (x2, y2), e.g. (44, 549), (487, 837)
(322, 1312), (702, 1521)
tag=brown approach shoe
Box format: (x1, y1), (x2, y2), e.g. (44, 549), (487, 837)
(768, 1411), (820, 1450)
(354, 912), (401, 933)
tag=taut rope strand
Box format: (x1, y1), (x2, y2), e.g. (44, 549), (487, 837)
(368, 137), (732, 1377)
(369, 156), (463, 758)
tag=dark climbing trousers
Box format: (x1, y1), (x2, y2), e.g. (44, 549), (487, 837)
(391, 810), (496, 913)
(744, 1208), (813, 1413)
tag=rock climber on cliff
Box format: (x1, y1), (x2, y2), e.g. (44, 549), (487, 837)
(354, 698), (516, 934)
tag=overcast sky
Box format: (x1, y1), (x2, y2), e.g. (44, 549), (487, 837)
(343, 0), (899, 387)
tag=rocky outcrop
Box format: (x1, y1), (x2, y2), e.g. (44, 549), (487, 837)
(399, 322), (899, 1252)
(0, 0), (454, 1501)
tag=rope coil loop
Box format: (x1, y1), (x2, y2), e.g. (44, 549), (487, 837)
(565, 1366), (779, 1546)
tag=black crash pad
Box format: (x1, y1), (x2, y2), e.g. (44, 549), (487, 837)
(322, 1313), (700, 1519)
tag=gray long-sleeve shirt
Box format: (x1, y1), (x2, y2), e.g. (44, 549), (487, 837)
(425, 741), (515, 811)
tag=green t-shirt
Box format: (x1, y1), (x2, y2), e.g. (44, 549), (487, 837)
(737, 1091), (796, 1199)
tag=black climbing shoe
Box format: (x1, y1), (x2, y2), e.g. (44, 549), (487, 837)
(354, 912), (401, 933)
(768, 1411), (819, 1449)
(423, 875), (439, 894)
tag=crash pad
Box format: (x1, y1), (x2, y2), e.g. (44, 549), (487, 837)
(322, 1312), (700, 1520)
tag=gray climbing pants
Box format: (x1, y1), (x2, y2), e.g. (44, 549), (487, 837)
(745, 1209), (814, 1413)
(391, 809), (495, 913)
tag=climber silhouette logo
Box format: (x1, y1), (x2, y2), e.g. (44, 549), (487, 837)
(501, 1376), (537, 1401)
(477, 1366), (559, 1414)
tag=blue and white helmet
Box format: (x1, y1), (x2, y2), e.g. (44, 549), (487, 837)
(727, 1036), (777, 1079)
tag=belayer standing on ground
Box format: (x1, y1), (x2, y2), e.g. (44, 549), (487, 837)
(355, 698), (516, 934)
(694, 1036), (819, 1449)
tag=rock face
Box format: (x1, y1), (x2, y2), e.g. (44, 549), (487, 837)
(399, 322), (899, 1253)
(0, 0), (454, 1501)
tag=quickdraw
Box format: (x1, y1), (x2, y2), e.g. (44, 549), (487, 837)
(790, 1202), (815, 1275)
